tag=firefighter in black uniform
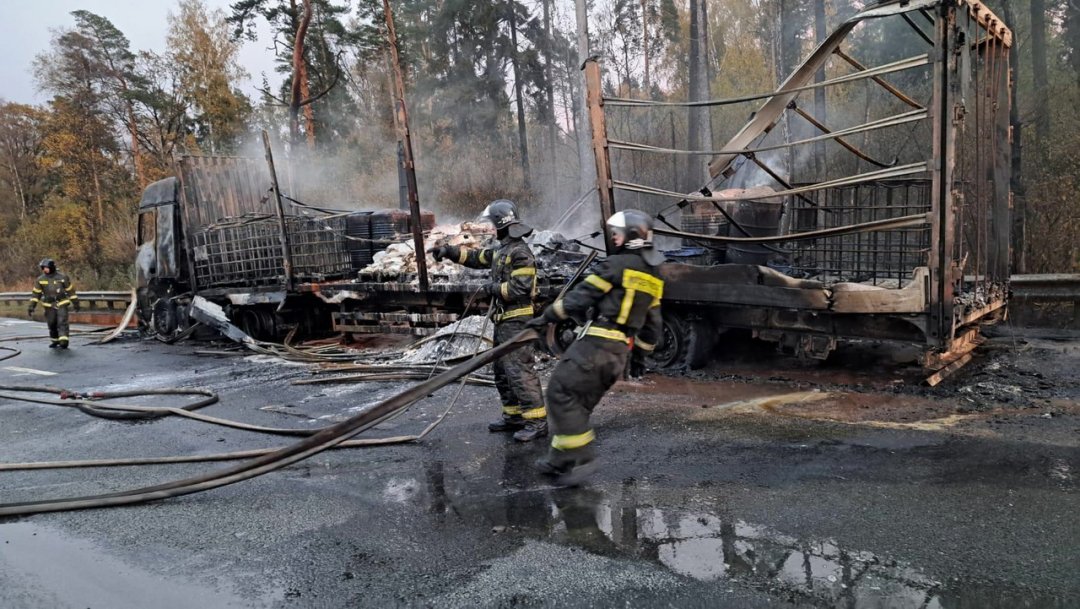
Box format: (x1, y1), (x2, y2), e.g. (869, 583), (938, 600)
(526, 210), (665, 485)
(27, 258), (80, 349)
(430, 200), (547, 442)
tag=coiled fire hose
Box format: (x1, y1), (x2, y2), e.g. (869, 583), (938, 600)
(0, 329), (538, 517)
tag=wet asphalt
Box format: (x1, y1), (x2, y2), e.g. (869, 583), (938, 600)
(0, 317), (1078, 609)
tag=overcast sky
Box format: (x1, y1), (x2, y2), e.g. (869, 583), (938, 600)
(0, 0), (280, 105)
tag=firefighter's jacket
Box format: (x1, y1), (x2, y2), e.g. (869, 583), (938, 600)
(31, 272), (79, 309)
(446, 235), (537, 322)
(542, 251), (663, 353)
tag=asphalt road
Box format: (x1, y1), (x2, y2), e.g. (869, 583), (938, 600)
(0, 317), (1077, 608)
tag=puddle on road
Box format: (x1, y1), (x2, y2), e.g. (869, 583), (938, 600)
(392, 465), (1073, 609)
(0, 522), (273, 609)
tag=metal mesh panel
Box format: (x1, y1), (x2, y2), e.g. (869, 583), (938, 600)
(785, 180), (932, 286)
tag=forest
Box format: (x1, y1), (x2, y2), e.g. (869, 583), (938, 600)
(0, 0), (1075, 289)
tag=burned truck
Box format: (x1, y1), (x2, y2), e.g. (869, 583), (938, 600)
(135, 155), (584, 341)
(581, 0), (1013, 382)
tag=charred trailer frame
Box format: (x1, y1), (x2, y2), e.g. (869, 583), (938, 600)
(585, 0), (1012, 379)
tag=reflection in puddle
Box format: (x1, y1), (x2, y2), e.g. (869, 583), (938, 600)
(406, 456), (1073, 609)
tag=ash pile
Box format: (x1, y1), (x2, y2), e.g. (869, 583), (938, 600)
(397, 315), (494, 365)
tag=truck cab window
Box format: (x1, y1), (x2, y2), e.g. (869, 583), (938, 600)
(138, 210), (157, 245)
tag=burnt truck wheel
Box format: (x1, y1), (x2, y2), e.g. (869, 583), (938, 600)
(647, 312), (716, 371)
(152, 299), (179, 336)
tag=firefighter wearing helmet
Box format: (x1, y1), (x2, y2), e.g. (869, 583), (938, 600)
(429, 200), (547, 442)
(27, 258), (80, 349)
(526, 209), (665, 485)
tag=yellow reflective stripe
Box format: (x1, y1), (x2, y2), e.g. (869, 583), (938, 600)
(32, 288), (43, 293)
(38, 280), (49, 285)
(511, 267), (536, 277)
(584, 274), (613, 293)
(617, 289), (636, 325)
(29, 297), (40, 303)
(651, 297), (661, 308)
(479, 250), (490, 265)
(497, 305), (534, 321)
(499, 283), (510, 300)
(584, 326), (630, 344)
(57, 300), (72, 306)
(552, 300), (568, 320)
(622, 269), (664, 299)
(521, 406), (547, 420)
(636, 339), (656, 352)
(502, 405), (523, 416)
(552, 429), (595, 450)
(457, 248), (469, 264)
(40, 302), (53, 308)
(68, 294), (78, 299)
(58, 336), (69, 341)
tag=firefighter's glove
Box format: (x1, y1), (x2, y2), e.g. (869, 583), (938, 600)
(429, 245), (451, 262)
(483, 282), (501, 298)
(26, 307), (35, 319)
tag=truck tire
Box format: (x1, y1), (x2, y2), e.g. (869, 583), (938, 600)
(647, 311), (716, 371)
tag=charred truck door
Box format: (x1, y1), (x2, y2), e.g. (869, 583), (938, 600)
(136, 177), (188, 335)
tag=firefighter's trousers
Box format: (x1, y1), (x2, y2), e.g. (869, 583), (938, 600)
(44, 306), (71, 344)
(492, 319), (545, 419)
(543, 336), (628, 466)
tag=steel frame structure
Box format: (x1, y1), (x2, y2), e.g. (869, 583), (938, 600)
(585, 0), (1013, 374)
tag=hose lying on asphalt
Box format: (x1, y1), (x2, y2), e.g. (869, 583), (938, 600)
(0, 329), (535, 517)
(0, 346), (19, 363)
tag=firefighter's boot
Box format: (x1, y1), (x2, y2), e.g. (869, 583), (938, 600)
(48, 341), (60, 349)
(488, 414), (526, 433)
(58, 338), (69, 349)
(536, 445), (597, 487)
(513, 419), (547, 442)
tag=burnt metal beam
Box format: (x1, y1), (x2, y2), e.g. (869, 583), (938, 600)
(261, 131), (296, 291)
(383, 0), (429, 293)
(788, 103), (897, 168)
(584, 58), (617, 254)
(834, 50), (924, 110)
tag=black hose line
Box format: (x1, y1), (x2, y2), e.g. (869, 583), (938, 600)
(0, 329), (537, 517)
(0, 346), (19, 363)
(0, 386), (219, 422)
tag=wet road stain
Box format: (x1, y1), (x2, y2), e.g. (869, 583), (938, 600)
(434, 484), (1074, 608)
(0, 522), (277, 608)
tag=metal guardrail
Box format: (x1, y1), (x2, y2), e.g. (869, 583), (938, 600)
(0, 291), (132, 308)
(1007, 274), (1080, 302)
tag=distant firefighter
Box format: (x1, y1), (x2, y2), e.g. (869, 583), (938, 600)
(28, 258), (80, 349)
(429, 200), (547, 442)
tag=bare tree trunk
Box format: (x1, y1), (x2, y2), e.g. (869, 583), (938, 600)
(543, 0), (558, 193)
(289, 0), (313, 147)
(686, 0), (713, 190)
(1030, 0), (1049, 157)
(641, 0), (650, 95)
(574, 0), (596, 195)
(508, 0), (531, 191)
(300, 60), (316, 148)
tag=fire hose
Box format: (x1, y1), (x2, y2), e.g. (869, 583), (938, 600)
(0, 329), (537, 517)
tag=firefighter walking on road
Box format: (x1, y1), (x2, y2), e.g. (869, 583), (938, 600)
(526, 210), (665, 486)
(27, 258), (80, 349)
(430, 200), (547, 442)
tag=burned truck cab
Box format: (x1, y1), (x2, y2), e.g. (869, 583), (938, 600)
(136, 177), (189, 335)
